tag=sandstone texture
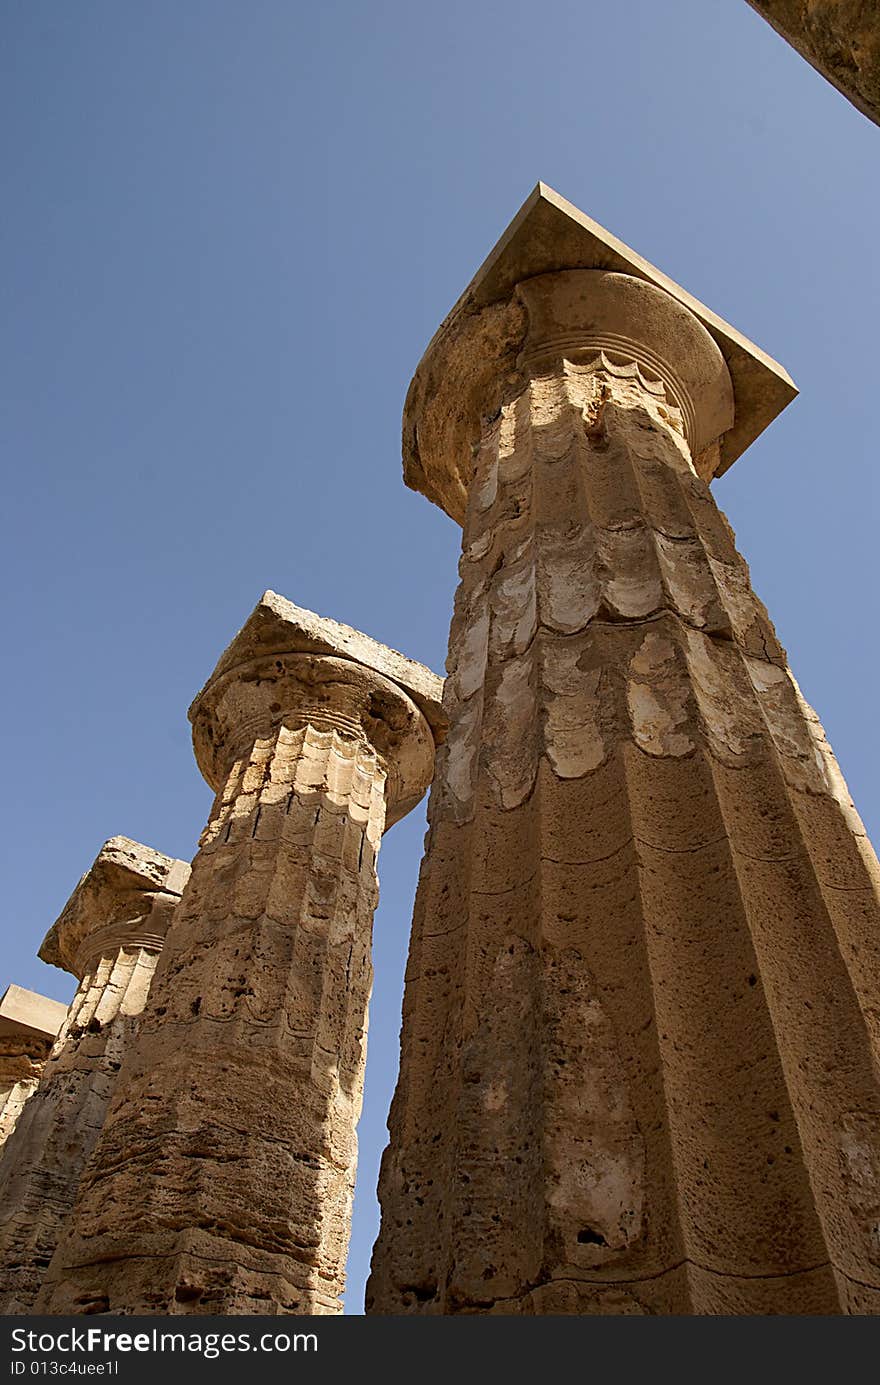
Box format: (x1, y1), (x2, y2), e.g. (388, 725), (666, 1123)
(0, 987), (66, 1149)
(367, 188), (880, 1315)
(0, 839), (189, 1313)
(37, 596), (443, 1316)
(747, 0), (880, 126)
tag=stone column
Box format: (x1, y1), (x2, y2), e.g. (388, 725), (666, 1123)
(368, 186), (880, 1315)
(0, 839), (189, 1313)
(38, 593), (443, 1316)
(0, 987), (67, 1149)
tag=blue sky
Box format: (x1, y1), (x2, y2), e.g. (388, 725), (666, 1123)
(2, 0), (877, 1312)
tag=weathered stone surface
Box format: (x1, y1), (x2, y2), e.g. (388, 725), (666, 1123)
(37, 598), (443, 1316)
(0, 840), (189, 1313)
(747, 1), (880, 126)
(0, 987), (66, 1149)
(368, 192), (880, 1314)
(190, 591), (446, 828)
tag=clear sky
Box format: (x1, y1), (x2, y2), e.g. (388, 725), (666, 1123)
(2, 0), (877, 1313)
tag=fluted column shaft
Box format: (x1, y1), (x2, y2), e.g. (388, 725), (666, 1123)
(0, 845), (185, 1314)
(38, 630), (440, 1316)
(369, 270), (880, 1314)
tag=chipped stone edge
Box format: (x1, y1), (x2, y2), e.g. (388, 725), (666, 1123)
(188, 591), (447, 742)
(39, 838), (191, 975)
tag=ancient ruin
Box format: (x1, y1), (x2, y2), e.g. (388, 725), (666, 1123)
(3, 176), (879, 1317)
(367, 186), (880, 1314)
(0, 838), (189, 1313)
(36, 594), (444, 1315)
(0, 988), (66, 1150)
(747, 1), (880, 126)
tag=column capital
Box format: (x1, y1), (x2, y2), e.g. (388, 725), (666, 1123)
(189, 591), (446, 826)
(404, 182), (797, 522)
(39, 838), (191, 980)
(514, 270), (734, 460)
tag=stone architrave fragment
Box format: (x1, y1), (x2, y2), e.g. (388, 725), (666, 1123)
(0, 987), (66, 1149)
(0, 839), (189, 1313)
(367, 185), (880, 1315)
(746, 0), (880, 127)
(38, 594), (444, 1316)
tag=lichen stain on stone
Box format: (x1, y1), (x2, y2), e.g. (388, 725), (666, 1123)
(707, 555), (778, 656)
(682, 628), (751, 759)
(450, 596), (489, 704)
(542, 642), (606, 778)
(489, 554), (537, 658)
(570, 1145), (645, 1251)
(743, 655), (823, 784)
(497, 402), (530, 482)
(837, 1115), (880, 1260)
(789, 677), (871, 838)
(599, 528), (664, 619)
(528, 374), (570, 437)
(627, 634), (692, 757)
(543, 952), (645, 1257)
(472, 440), (499, 516)
(653, 532), (730, 634)
(483, 657), (538, 809)
(462, 529), (493, 567)
(537, 526), (601, 634)
(440, 694), (482, 817)
(483, 1079), (509, 1114)
(742, 655), (789, 698)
